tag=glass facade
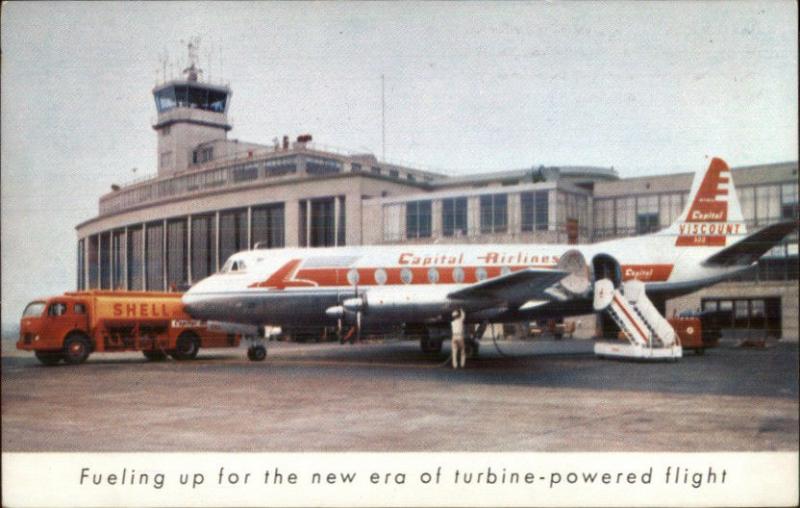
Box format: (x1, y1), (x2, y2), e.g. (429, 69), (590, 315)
(191, 214), (216, 282)
(219, 209), (248, 267)
(593, 192), (689, 241)
(480, 194), (507, 234)
(99, 232), (111, 289)
(299, 197), (345, 247)
(88, 235), (98, 289)
(127, 226), (144, 290)
(406, 200), (432, 239)
(166, 219), (188, 290)
(310, 199), (335, 247)
(145, 222), (164, 291)
(251, 204), (285, 249)
(442, 197), (467, 237)
(112, 230), (125, 289)
(306, 157), (342, 176)
(521, 191), (549, 232)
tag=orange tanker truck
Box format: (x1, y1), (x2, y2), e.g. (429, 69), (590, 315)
(17, 290), (245, 365)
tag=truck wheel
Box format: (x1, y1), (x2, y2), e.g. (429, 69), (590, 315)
(142, 350), (167, 362)
(247, 345), (267, 361)
(62, 333), (92, 365)
(171, 332), (199, 361)
(35, 351), (62, 366)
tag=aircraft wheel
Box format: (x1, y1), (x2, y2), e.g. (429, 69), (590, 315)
(247, 345), (267, 361)
(142, 350), (167, 361)
(35, 351), (62, 366)
(171, 332), (200, 361)
(63, 333), (92, 365)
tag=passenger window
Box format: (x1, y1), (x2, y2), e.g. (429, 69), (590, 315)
(74, 303), (87, 314)
(48, 303), (67, 316)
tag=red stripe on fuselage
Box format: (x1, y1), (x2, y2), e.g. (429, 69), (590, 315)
(250, 263), (561, 289)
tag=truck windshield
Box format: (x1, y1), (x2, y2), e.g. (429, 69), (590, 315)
(22, 302), (46, 317)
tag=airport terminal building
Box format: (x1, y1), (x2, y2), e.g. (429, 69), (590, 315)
(75, 69), (799, 339)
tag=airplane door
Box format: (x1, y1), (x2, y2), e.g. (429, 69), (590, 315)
(591, 254), (621, 288)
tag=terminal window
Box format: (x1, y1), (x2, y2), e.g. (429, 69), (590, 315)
(480, 194), (508, 234)
(521, 191), (549, 232)
(442, 197), (467, 237)
(406, 200), (432, 239)
(251, 204), (285, 249)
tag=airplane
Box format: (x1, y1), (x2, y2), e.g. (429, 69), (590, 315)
(182, 157), (796, 356)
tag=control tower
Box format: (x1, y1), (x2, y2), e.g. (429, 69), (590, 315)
(152, 41), (232, 176)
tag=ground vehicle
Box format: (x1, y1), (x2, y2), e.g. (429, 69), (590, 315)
(17, 291), (242, 365)
(670, 312), (722, 354)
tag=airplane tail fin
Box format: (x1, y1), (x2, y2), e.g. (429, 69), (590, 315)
(664, 157), (747, 247)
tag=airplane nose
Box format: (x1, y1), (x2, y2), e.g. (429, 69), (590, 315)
(181, 291), (202, 317)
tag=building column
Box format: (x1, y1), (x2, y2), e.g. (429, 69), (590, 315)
(247, 206), (252, 249)
(215, 211), (220, 270)
(163, 219), (168, 291)
(186, 216), (192, 284)
(96, 234), (101, 290)
(306, 199), (311, 247)
(333, 197), (340, 247)
(110, 232), (115, 290)
(142, 222), (147, 290)
(431, 199), (442, 240)
(285, 199), (299, 247)
(123, 227), (128, 290)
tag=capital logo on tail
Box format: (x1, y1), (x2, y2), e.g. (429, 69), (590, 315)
(674, 158), (746, 247)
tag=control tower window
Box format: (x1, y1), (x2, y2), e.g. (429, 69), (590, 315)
(154, 85), (228, 113)
(208, 90), (227, 112)
(154, 88), (176, 111)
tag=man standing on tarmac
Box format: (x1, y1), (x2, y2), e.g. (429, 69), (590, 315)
(451, 309), (466, 369)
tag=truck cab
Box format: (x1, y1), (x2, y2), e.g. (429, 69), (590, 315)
(18, 295), (92, 365)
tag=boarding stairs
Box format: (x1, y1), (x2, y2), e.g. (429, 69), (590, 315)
(592, 279), (682, 360)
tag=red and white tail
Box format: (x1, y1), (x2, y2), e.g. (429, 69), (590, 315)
(666, 157), (747, 247)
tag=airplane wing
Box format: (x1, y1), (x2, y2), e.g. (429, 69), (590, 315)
(447, 268), (570, 306)
(703, 220), (797, 267)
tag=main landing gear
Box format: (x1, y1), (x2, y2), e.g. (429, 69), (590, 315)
(245, 331), (268, 362)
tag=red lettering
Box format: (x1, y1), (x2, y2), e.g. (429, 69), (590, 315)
(113, 303), (122, 316)
(399, 253), (412, 265)
(140, 304), (148, 317)
(126, 303), (136, 316)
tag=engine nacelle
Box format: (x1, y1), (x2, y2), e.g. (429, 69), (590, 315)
(350, 286), (457, 322)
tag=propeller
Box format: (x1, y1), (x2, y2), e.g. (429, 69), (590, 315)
(353, 276), (361, 343)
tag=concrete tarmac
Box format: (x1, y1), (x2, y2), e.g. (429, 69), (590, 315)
(2, 338), (797, 452)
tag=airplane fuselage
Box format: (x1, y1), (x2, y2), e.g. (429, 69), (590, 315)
(183, 232), (749, 327)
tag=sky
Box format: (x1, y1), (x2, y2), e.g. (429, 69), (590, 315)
(1, 1), (797, 326)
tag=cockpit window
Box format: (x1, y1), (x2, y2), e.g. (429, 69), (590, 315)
(220, 259), (233, 273)
(220, 258), (247, 273)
